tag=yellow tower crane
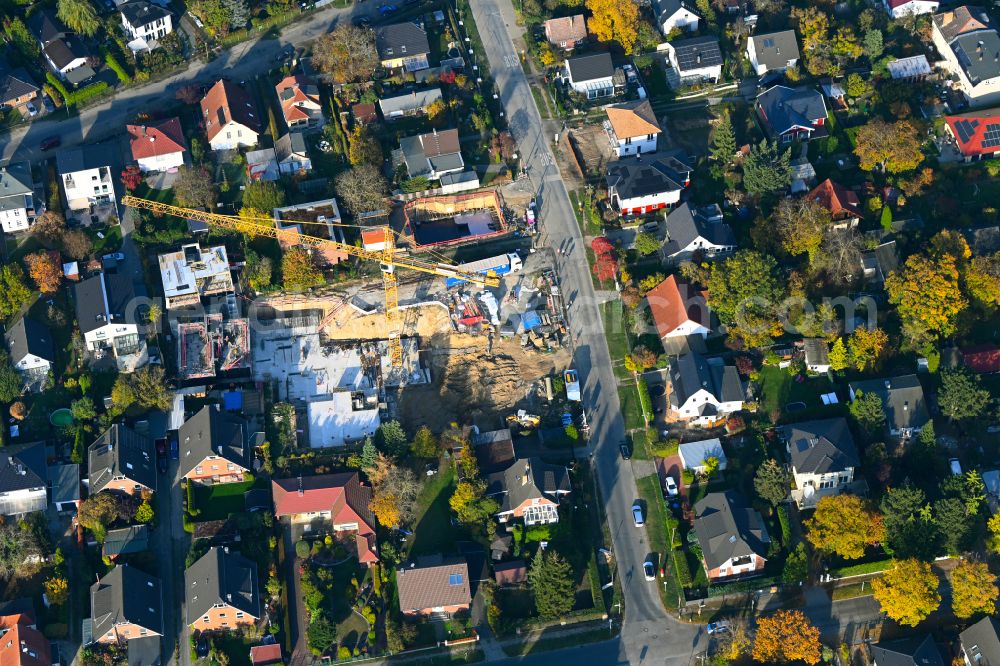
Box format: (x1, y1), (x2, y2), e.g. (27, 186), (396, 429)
(122, 196), (501, 366)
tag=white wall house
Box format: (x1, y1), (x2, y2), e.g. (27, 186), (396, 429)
(0, 162), (36, 234)
(74, 273), (144, 366)
(605, 100), (661, 157)
(201, 79), (261, 151)
(5, 317), (54, 393)
(668, 353), (744, 427)
(885, 0), (938, 19)
(119, 0), (173, 49)
(746, 30), (800, 76)
(654, 0), (700, 35)
(932, 7), (1000, 106)
(564, 53), (615, 99)
(780, 418), (859, 508)
(57, 148), (115, 211)
(0, 442), (48, 516)
(663, 37), (723, 87)
(127, 118), (186, 173)
(662, 202), (736, 262)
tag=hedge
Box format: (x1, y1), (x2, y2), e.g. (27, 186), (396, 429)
(777, 505), (792, 547)
(45, 72), (110, 106)
(103, 50), (131, 84)
(587, 554), (606, 614)
(673, 548), (692, 588)
(831, 558), (893, 578)
(636, 376), (654, 424)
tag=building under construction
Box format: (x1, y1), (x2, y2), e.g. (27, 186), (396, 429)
(177, 314), (250, 381)
(403, 190), (509, 248)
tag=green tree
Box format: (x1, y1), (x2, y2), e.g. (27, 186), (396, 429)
(828, 338), (849, 371)
(634, 232), (660, 256)
(710, 113), (736, 164)
(110, 366), (173, 413)
(845, 73), (871, 98)
(241, 181), (285, 212)
(863, 29), (884, 59)
(849, 390), (886, 433)
(375, 420), (408, 457)
(743, 140), (792, 196)
(360, 439), (379, 470)
(281, 248), (324, 291)
(134, 501), (154, 523)
(173, 165), (218, 209)
(0, 264), (32, 319)
(0, 352), (21, 402)
(707, 250), (784, 345)
(57, 0), (100, 36)
(528, 550), (575, 619)
(754, 458), (791, 506)
(70, 397), (96, 421)
(306, 614), (337, 656)
(880, 484), (930, 555)
(782, 543), (809, 583)
(244, 249), (273, 292)
(934, 497), (971, 554)
(847, 327), (888, 372)
(938, 368), (992, 422)
(2, 18), (41, 62)
(411, 426), (439, 459)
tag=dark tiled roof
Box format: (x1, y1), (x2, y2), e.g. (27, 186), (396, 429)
(119, 0), (171, 27)
(605, 151), (692, 201)
(934, 5), (991, 42)
(179, 405), (251, 476)
(664, 202), (735, 250)
(73, 273), (137, 335)
(28, 10), (65, 45)
(749, 30), (800, 70)
(0, 66), (39, 105)
(962, 617), (1000, 665)
(668, 353), (744, 407)
(757, 85), (827, 136)
(57, 146), (108, 174)
(43, 36), (88, 70)
(0, 441), (47, 494)
(952, 30), (1000, 85)
(88, 424), (157, 493)
(848, 375), (930, 432)
(91, 565), (163, 639)
(779, 417), (859, 475)
(102, 525), (151, 558)
(694, 491), (769, 570)
(566, 52), (614, 82)
(185, 547), (261, 623)
(5, 317), (55, 365)
(671, 36), (723, 72)
(654, 0), (700, 22)
(870, 635), (944, 666)
(376, 22), (430, 60)
(396, 555), (471, 613)
(485, 457), (570, 513)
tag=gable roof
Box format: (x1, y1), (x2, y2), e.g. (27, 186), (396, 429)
(200, 80), (260, 142)
(28, 10), (65, 46)
(749, 30), (800, 70)
(566, 52), (614, 82)
(669, 353), (744, 408)
(808, 178), (862, 218)
(848, 375), (930, 432)
(102, 525), (151, 558)
(185, 547), (261, 623)
(962, 617), (1000, 665)
(128, 118), (186, 161)
(606, 100), (661, 139)
(646, 275), (710, 338)
(0, 442), (47, 495)
(493, 559), (528, 585)
(119, 0), (171, 27)
(654, 0), (700, 21)
(0, 66), (39, 106)
(179, 405), (251, 476)
(757, 85), (827, 136)
(271, 472), (376, 532)
(664, 202), (735, 252)
(946, 108), (1000, 157)
(780, 417), (859, 475)
(5, 317), (55, 365)
(74, 273), (137, 335)
(250, 644), (283, 666)
(275, 132), (307, 161)
(0, 162), (33, 205)
(88, 424), (157, 493)
(605, 151), (692, 201)
(485, 457), (570, 514)
(379, 87), (443, 116)
(871, 635), (944, 666)
(543, 15), (587, 44)
(43, 36), (89, 71)
(399, 128), (463, 176)
(694, 491), (769, 570)
(0, 613), (51, 666)
(934, 5), (991, 42)
(670, 36), (723, 72)
(91, 565), (163, 639)
(375, 22), (431, 60)
(276, 74), (321, 120)
(396, 555), (471, 612)
(471, 428), (516, 474)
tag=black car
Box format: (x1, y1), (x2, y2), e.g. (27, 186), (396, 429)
(619, 442), (631, 460)
(155, 438), (168, 473)
(40, 136), (61, 151)
(352, 15), (371, 26)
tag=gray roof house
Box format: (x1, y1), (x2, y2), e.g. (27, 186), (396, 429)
(399, 128), (464, 180)
(0, 161), (37, 234)
(862, 240), (899, 285)
(746, 30), (800, 76)
(376, 23), (431, 71)
(665, 36), (723, 84)
(179, 405), (255, 482)
(779, 418), (859, 506)
(185, 546), (261, 627)
(28, 10), (94, 85)
(90, 565), (163, 643)
(961, 617), (1000, 666)
(803, 338), (830, 372)
(0, 441), (48, 516)
(694, 491), (769, 580)
(274, 132), (311, 175)
(871, 635), (944, 666)
(756, 85), (827, 142)
(4, 316), (54, 392)
(73, 273), (135, 331)
(88, 424), (157, 495)
(48, 463), (80, 512)
(102, 525), (151, 560)
(653, 0), (701, 35)
(848, 375), (930, 438)
(564, 53), (616, 98)
(668, 353), (744, 425)
(486, 457), (571, 525)
(662, 202), (735, 261)
(678, 438), (728, 474)
(379, 88), (443, 119)
(605, 151), (692, 214)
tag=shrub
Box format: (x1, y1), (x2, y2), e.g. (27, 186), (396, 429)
(673, 549), (692, 588)
(778, 505), (792, 546)
(103, 50), (131, 84)
(636, 376), (654, 424)
(295, 539), (310, 559)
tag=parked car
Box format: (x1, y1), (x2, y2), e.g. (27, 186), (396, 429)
(619, 442), (631, 460)
(170, 438), (179, 460)
(155, 438), (167, 472)
(643, 559), (656, 581)
(40, 136), (60, 151)
(664, 476), (678, 497)
(632, 501), (644, 527)
(707, 621), (731, 635)
(352, 16), (371, 26)
(103, 252), (126, 263)
(26, 102), (37, 117)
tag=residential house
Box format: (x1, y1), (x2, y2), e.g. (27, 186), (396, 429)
(0, 442), (47, 516)
(605, 100), (661, 157)
(605, 151), (692, 216)
(0, 161), (34, 234)
(542, 15), (587, 49)
(245, 148), (279, 182)
(653, 0), (700, 35)
(157, 243), (234, 310)
(271, 473), (379, 565)
(119, 0), (173, 50)
(48, 463), (80, 513)
(102, 525), (151, 560)
(789, 156), (816, 193)
(471, 428), (516, 474)
(885, 0), (939, 19)
(250, 644), (283, 666)
(73, 273), (144, 364)
(88, 424), (157, 495)
(564, 53), (615, 99)
(932, 6), (1000, 106)
(200, 79), (261, 151)
(803, 338), (831, 373)
(662, 202), (735, 262)
(275, 75), (325, 130)
(379, 88), (443, 120)
(871, 635), (944, 666)
(678, 438), (728, 474)
(275, 132), (311, 175)
(376, 23), (431, 71)
(746, 31), (800, 76)
(0, 64), (40, 115)
(179, 405), (255, 484)
(807, 178), (862, 229)
(861, 241), (899, 285)
(887, 54), (932, 80)
(960, 617), (1000, 666)
(90, 565), (163, 644)
(127, 118), (186, 172)
(646, 274), (711, 340)
(399, 128), (465, 180)
(396, 555), (472, 617)
(486, 457), (571, 526)
(694, 491), (769, 581)
(780, 418), (859, 507)
(756, 85), (827, 143)
(663, 37), (723, 86)
(667, 353), (744, 426)
(848, 375), (930, 439)
(960, 344), (1000, 373)
(945, 109), (1000, 161)
(28, 11), (94, 85)
(0, 609), (51, 666)
(185, 547), (261, 630)
(493, 560), (527, 586)
(57, 147), (116, 211)
(273, 198), (350, 267)
(4, 317), (53, 392)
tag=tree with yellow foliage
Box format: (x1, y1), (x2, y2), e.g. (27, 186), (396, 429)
(950, 560), (999, 619)
(847, 326), (888, 372)
(806, 495), (885, 560)
(854, 119), (924, 173)
(752, 610), (821, 665)
(988, 512), (1000, 553)
(886, 252), (966, 349)
(45, 576), (69, 606)
(872, 559), (940, 626)
(791, 7), (830, 52)
(586, 0), (639, 54)
(369, 492), (400, 527)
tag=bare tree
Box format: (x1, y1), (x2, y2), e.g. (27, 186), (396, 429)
(173, 165), (218, 209)
(335, 165), (389, 216)
(0, 522), (40, 579)
(313, 24), (379, 83)
(816, 230), (865, 286)
(61, 229), (93, 260)
(31, 211), (67, 248)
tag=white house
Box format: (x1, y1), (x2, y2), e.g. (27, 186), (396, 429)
(663, 37), (723, 87)
(885, 0), (938, 19)
(127, 118), (186, 173)
(780, 418), (859, 507)
(0, 161), (36, 234)
(276, 75), (325, 130)
(646, 275), (712, 340)
(0, 442), (48, 516)
(668, 353), (744, 426)
(932, 6), (1000, 106)
(399, 128), (464, 181)
(803, 338), (831, 373)
(29, 10), (94, 85)
(694, 491), (769, 581)
(605, 100), (661, 157)
(746, 30), (800, 76)
(73, 273), (144, 368)
(119, 0), (173, 50)
(678, 438), (728, 474)
(605, 151), (692, 216)
(157, 243), (234, 310)
(4, 317), (55, 393)
(662, 202), (736, 262)
(653, 0), (700, 35)
(564, 53), (615, 99)
(56, 147), (115, 212)
(201, 79), (261, 151)
(275, 132), (311, 175)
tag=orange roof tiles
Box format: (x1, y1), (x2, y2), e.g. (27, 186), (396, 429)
(808, 178), (863, 219)
(606, 100), (661, 139)
(127, 117), (186, 160)
(646, 274), (708, 338)
(200, 79), (260, 142)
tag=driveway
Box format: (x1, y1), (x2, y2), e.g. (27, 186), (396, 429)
(153, 441), (189, 664)
(282, 524), (309, 666)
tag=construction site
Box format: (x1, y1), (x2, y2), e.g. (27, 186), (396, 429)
(402, 190), (509, 247)
(176, 315), (251, 381)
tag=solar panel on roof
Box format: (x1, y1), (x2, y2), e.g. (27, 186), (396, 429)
(983, 123), (1000, 148)
(955, 118), (980, 144)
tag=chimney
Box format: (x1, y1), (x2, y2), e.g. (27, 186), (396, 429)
(696, 53), (702, 65)
(217, 446), (223, 455)
(903, 401), (909, 411)
(298, 475), (304, 496)
(884, 380), (891, 389)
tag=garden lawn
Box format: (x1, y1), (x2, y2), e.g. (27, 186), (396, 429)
(503, 628), (613, 657)
(758, 366), (842, 424)
(409, 462), (468, 556)
(618, 383), (644, 431)
(601, 301), (632, 380)
(191, 479), (257, 520)
(209, 634), (253, 666)
(132, 182), (175, 205)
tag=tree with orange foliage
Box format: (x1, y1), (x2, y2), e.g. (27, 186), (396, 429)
(9, 402), (26, 420)
(806, 494), (885, 560)
(24, 251), (62, 294)
(752, 610), (821, 664)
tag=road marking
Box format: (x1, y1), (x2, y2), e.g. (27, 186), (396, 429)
(503, 54), (519, 68)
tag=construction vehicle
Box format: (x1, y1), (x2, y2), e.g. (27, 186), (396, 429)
(506, 410), (541, 428)
(445, 253), (523, 287)
(121, 196), (501, 367)
(564, 369), (581, 401)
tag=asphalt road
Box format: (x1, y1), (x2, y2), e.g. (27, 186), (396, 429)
(0, 2), (379, 162)
(466, 1), (706, 663)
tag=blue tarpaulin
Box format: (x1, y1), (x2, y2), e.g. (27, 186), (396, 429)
(223, 391), (243, 412)
(521, 311), (542, 331)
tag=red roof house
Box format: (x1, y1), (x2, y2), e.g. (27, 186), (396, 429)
(276, 75), (325, 130)
(808, 178), (863, 228)
(0, 612), (51, 666)
(272, 473), (378, 564)
(249, 644), (282, 666)
(963, 345), (1000, 373)
(127, 118), (187, 173)
(646, 275), (711, 340)
(945, 110), (1000, 161)
(200, 79), (261, 151)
